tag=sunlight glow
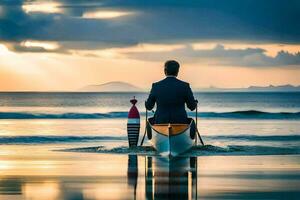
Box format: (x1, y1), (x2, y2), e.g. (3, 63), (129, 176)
(22, 41), (60, 50)
(82, 10), (133, 19)
(0, 44), (10, 55)
(30, 160), (57, 170)
(83, 183), (126, 200)
(0, 161), (11, 170)
(191, 43), (217, 50)
(119, 43), (185, 53)
(1, 41), (300, 91)
(71, 49), (122, 58)
(22, 2), (63, 14)
(24, 182), (60, 200)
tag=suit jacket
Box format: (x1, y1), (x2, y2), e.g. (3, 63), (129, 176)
(145, 77), (197, 124)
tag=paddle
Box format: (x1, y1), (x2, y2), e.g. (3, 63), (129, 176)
(139, 104), (148, 146)
(195, 100), (205, 146)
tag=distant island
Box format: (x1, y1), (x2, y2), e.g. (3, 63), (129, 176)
(247, 84), (300, 91)
(196, 84), (300, 92)
(79, 81), (142, 92)
(79, 82), (300, 92)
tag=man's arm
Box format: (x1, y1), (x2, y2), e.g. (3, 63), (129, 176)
(185, 83), (197, 111)
(145, 83), (156, 110)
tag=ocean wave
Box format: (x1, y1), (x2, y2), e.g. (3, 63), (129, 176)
(0, 136), (126, 144)
(188, 145), (300, 156)
(204, 135), (300, 141)
(62, 146), (156, 155)
(0, 112), (127, 119)
(1, 134), (299, 144)
(61, 144), (300, 156)
(2, 135), (300, 155)
(0, 110), (300, 119)
(198, 110), (300, 119)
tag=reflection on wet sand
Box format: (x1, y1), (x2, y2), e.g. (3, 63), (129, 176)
(145, 156), (197, 200)
(127, 155), (138, 200)
(0, 178), (22, 195)
(0, 156), (197, 200)
(0, 177), (82, 200)
(1, 155), (300, 200)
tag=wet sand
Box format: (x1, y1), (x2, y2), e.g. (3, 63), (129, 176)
(1, 144), (300, 200)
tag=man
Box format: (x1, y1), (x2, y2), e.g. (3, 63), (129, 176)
(145, 60), (197, 124)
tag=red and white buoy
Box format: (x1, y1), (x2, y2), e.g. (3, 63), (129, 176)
(127, 96), (140, 147)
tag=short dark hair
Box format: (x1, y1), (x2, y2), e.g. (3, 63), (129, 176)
(164, 60), (180, 76)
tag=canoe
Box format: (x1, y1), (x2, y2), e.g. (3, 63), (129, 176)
(147, 118), (196, 157)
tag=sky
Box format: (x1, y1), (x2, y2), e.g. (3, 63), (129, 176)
(0, 0), (300, 91)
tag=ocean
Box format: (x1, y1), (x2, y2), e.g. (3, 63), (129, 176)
(0, 92), (300, 199)
(0, 92), (300, 154)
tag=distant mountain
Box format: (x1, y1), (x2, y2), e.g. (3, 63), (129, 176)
(195, 84), (300, 92)
(247, 84), (300, 91)
(80, 81), (142, 92)
(80, 82), (300, 92)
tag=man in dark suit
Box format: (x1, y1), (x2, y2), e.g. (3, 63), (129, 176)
(145, 60), (197, 124)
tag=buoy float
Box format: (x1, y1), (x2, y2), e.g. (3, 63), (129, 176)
(127, 96), (140, 147)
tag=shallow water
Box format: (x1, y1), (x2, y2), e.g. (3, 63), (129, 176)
(1, 119), (300, 156)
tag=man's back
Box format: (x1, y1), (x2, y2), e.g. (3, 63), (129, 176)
(145, 76), (197, 124)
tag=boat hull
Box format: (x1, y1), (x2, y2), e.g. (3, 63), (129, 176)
(149, 123), (195, 157)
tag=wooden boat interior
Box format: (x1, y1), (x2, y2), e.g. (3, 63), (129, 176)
(151, 124), (189, 136)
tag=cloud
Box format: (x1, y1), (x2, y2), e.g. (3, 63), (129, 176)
(0, 0), (299, 47)
(22, 2), (64, 14)
(82, 10), (133, 19)
(0, 0), (299, 67)
(123, 44), (300, 67)
(274, 51), (300, 65)
(7, 40), (69, 53)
